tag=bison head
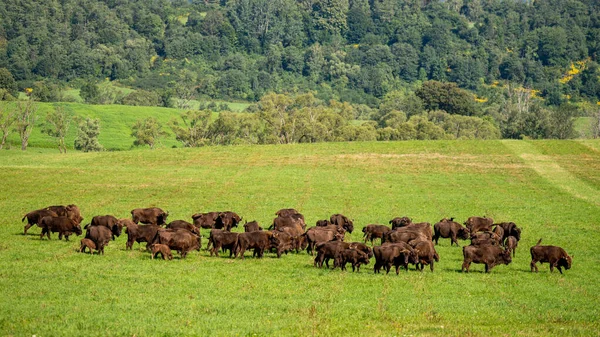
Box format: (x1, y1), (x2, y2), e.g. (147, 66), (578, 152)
(458, 227), (470, 240)
(560, 254), (572, 270)
(502, 249), (512, 264)
(74, 224), (83, 236)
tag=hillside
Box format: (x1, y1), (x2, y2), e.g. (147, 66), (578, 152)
(1, 140), (599, 336)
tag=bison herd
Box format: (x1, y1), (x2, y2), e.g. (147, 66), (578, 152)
(21, 205), (573, 274)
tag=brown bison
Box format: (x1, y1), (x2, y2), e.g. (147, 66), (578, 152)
(85, 225), (112, 255)
(330, 214), (354, 233)
(235, 231), (273, 259)
(153, 229), (201, 258)
(207, 229), (239, 257)
(505, 236), (518, 257)
(90, 215), (122, 240)
(530, 239), (572, 274)
(339, 249), (370, 272)
(271, 215), (306, 231)
(131, 207), (168, 226)
(166, 220), (199, 235)
(22, 208), (58, 235)
(275, 208), (304, 220)
(315, 219), (332, 227)
(151, 243), (173, 260)
(433, 218), (470, 246)
(389, 216), (412, 229)
(464, 216), (494, 234)
(470, 231), (501, 246)
(362, 224), (391, 245)
(270, 231), (295, 258)
(215, 211), (242, 231)
(40, 216), (83, 241)
(243, 221), (263, 232)
(410, 239), (439, 272)
(46, 204), (84, 225)
(79, 238), (97, 254)
(124, 223), (162, 250)
(462, 245), (512, 273)
(495, 222), (522, 242)
(191, 212), (220, 229)
(304, 227), (345, 255)
(373, 243), (417, 274)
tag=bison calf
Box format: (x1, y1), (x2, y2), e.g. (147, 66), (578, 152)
(530, 239), (572, 274)
(79, 238), (96, 254)
(340, 248), (370, 272)
(151, 244), (173, 260)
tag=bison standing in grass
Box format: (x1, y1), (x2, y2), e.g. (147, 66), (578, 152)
(530, 239), (572, 274)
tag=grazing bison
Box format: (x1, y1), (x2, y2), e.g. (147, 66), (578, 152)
(235, 231), (273, 259)
(79, 238), (97, 254)
(340, 249), (370, 272)
(464, 216), (494, 234)
(215, 211), (242, 231)
(362, 224), (391, 245)
(85, 225), (112, 255)
(410, 239), (439, 272)
(304, 227), (345, 255)
(166, 220), (199, 235)
(243, 221), (263, 232)
(530, 239), (572, 274)
(207, 229), (239, 257)
(314, 241), (347, 268)
(22, 209), (58, 235)
(90, 215), (122, 240)
(191, 212), (220, 229)
(389, 216), (412, 229)
(40, 216), (82, 241)
(153, 229), (201, 258)
(505, 236), (518, 257)
(151, 243), (173, 260)
(330, 214), (354, 233)
(124, 223), (162, 250)
(131, 207), (168, 226)
(433, 218), (470, 246)
(462, 245), (512, 273)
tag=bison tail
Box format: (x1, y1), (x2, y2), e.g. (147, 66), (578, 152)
(535, 238), (542, 246)
(22, 214), (27, 222)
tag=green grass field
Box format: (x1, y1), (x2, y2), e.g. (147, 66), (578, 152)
(1, 140), (599, 336)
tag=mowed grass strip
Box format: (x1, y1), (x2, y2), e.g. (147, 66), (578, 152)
(1, 140), (599, 336)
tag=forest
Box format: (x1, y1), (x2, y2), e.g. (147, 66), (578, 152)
(1, 0), (600, 147)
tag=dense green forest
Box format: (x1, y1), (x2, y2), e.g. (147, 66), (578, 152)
(1, 0), (600, 146)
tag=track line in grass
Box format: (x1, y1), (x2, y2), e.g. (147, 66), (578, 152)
(502, 140), (600, 207)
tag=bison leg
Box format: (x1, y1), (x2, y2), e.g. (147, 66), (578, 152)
(461, 261), (470, 273)
(550, 263), (555, 273)
(557, 265), (563, 274)
(24, 223), (33, 235)
(430, 261), (434, 272)
(530, 260), (538, 272)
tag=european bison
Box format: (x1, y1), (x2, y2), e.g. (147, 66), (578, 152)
(40, 216), (82, 241)
(373, 243), (416, 274)
(383, 229), (428, 245)
(124, 223), (162, 250)
(271, 215), (305, 231)
(464, 216), (493, 234)
(496, 222), (522, 242)
(90, 215), (122, 240)
(314, 241), (347, 268)
(270, 231), (295, 258)
(339, 249), (370, 272)
(207, 229), (239, 257)
(505, 236), (518, 257)
(315, 219), (332, 227)
(235, 231), (273, 259)
(153, 229), (201, 258)
(362, 224), (391, 245)
(191, 212), (219, 229)
(79, 238), (96, 254)
(470, 231), (501, 246)
(243, 221), (263, 232)
(530, 239), (572, 274)
(131, 207), (168, 226)
(462, 245), (512, 273)
(389, 216), (412, 229)
(304, 227), (345, 255)
(166, 220), (199, 235)
(46, 204), (84, 225)
(85, 225), (112, 255)
(151, 243), (173, 260)
(330, 214), (354, 233)
(22, 208), (58, 235)
(410, 239), (439, 272)
(215, 211), (242, 231)
(433, 218), (470, 246)
(275, 208), (304, 221)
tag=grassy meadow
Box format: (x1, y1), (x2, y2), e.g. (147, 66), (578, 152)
(1, 140), (599, 336)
